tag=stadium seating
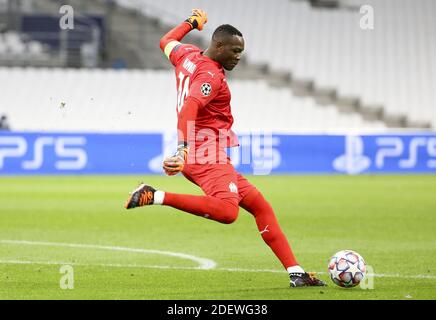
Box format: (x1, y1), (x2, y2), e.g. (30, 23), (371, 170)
(0, 68), (385, 132)
(0, 31), (49, 62)
(111, 0), (436, 128)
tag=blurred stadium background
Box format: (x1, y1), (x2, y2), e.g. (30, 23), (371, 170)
(1, 0), (435, 133)
(1, 0), (435, 174)
(1, 0), (436, 300)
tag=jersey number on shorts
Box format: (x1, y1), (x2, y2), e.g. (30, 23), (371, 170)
(177, 72), (190, 112)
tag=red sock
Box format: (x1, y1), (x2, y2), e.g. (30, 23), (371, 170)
(240, 190), (299, 269)
(163, 193), (239, 224)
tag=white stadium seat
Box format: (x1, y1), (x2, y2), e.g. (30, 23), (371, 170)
(0, 31), (48, 61)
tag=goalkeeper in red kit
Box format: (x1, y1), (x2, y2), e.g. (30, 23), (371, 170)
(124, 9), (325, 287)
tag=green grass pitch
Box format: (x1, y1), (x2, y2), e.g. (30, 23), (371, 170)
(1, 175), (435, 300)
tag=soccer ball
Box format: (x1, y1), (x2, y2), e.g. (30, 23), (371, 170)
(328, 250), (366, 288)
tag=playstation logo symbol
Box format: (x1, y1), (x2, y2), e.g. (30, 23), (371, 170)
(333, 135), (371, 174)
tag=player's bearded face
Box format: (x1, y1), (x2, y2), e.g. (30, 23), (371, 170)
(217, 36), (244, 71)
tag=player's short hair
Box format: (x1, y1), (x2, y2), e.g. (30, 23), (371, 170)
(212, 24), (243, 41)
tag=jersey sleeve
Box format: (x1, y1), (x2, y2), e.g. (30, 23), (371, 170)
(168, 44), (199, 67)
(188, 71), (223, 108)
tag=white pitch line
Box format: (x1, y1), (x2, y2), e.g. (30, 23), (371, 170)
(0, 259), (204, 271)
(365, 273), (436, 280)
(0, 239), (216, 270)
(1, 259), (436, 280)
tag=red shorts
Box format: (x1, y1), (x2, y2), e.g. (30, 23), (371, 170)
(182, 160), (258, 204)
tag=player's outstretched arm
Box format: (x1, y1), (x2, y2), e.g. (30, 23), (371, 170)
(159, 9), (208, 57)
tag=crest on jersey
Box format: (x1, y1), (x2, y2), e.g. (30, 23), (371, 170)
(229, 182), (238, 194)
(200, 83), (212, 96)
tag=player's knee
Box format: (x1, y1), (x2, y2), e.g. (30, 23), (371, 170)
(219, 203), (239, 224)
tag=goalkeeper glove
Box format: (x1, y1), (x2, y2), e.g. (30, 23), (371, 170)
(185, 9), (208, 31)
(163, 144), (189, 176)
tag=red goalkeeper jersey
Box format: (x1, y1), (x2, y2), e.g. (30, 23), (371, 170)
(169, 44), (239, 151)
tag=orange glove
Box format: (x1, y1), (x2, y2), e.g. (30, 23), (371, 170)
(185, 8), (208, 31)
(163, 145), (189, 176)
